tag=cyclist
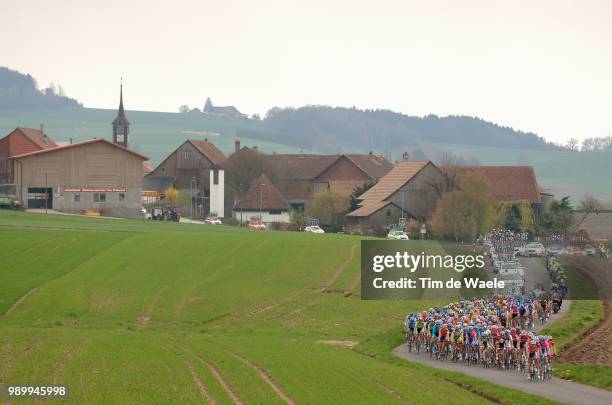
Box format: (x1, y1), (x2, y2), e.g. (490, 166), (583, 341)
(406, 313), (416, 344)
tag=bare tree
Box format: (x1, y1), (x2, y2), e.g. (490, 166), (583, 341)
(224, 148), (282, 205)
(566, 138), (579, 151)
(429, 152), (462, 196)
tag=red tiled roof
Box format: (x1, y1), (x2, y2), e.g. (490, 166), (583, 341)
(11, 138), (149, 160)
(16, 127), (57, 150)
(344, 154), (394, 180)
(455, 166), (541, 203)
(270, 154), (338, 180)
(359, 160), (432, 205)
(188, 140), (227, 166)
(234, 174), (290, 211)
(1, 127), (57, 157)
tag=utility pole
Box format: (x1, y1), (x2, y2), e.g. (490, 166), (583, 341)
(259, 183), (265, 224)
(190, 177), (196, 220)
(45, 172), (48, 214)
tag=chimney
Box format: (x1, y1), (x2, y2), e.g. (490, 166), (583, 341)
(402, 152), (410, 161)
(204, 137), (208, 142)
(235, 139), (240, 153)
(253, 145), (258, 152)
(368, 150), (373, 155)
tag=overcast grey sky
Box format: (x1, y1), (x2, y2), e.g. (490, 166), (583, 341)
(2, 0), (611, 144)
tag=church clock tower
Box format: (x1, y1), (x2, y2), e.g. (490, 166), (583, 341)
(112, 79), (130, 147)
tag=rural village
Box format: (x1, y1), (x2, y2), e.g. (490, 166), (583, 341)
(1, 85), (610, 243)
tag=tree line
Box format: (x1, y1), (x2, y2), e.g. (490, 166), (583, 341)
(0, 66), (82, 109)
(234, 105), (559, 157)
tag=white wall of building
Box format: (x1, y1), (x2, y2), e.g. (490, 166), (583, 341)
(233, 210), (290, 224)
(209, 168), (224, 218)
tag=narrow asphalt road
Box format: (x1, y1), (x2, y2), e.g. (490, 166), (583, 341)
(393, 258), (612, 405)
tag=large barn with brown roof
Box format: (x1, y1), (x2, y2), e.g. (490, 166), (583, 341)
(346, 158), (446, 225)
(9, 137), (148, 217)
(455, 165), (544, 217)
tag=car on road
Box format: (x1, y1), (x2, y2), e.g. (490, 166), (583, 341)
(569, 246), (587, 256)
(305, 225), (325, 234)
(546, 245), (566, 256)
(525, 242), (546, 257)
(513, 246), (527, 257)
(204, 217), (222, 225)
(387, 230), (409, 240)
(584, 244), (597, 256)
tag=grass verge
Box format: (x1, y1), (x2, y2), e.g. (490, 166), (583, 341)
(540, 260), (610, 391)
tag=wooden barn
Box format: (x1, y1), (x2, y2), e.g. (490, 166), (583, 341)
(11, 138), (148, 217)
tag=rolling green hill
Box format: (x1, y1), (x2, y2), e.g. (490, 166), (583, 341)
(0, 210), (556, 404)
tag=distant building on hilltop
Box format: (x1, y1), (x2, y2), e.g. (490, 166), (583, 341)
(202, 97), (246, 118)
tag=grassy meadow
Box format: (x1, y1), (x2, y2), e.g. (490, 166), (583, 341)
(0, 210), (559, 404)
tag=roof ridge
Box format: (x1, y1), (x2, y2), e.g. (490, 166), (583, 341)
(11, 138), (148, 160)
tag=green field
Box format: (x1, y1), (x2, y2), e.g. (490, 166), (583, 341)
(1, 107), (611, 203)
(0, 211), (559, 404)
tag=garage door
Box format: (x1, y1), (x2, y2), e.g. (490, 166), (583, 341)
(27, 188), (52, 209)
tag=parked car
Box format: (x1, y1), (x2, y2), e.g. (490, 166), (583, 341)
(584, 244), (597, 256)
(249, 222), (266, 230)
(387, 230), (409, 240)
(204, 217), (222, 225)
(305, 225), (325, 234)
(546, 245), (566, 256)
(525, 242), (546, 257)
(513, 246), (527, 257)
(570, 247), (587, 256)
(150, 206), (180, 222)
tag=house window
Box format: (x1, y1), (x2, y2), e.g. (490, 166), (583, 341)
(213, 170), (219, 185)
(183, 150), (192, 160)
(73, 192), (81, 202)
(269, 209), (282, 214)
(386, 210), (391, 217)
(118, 192), (125, 202)
(93, 192), (106, 202)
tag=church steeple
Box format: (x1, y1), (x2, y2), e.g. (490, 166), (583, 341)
(112, 78), (130, 147)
